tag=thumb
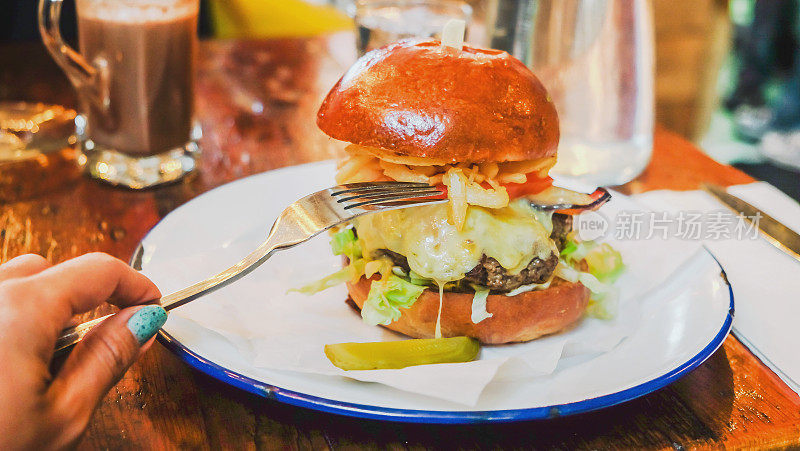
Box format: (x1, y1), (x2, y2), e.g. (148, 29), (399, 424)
(48, 305), (167, 425)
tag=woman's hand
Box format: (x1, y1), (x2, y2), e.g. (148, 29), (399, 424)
(0, 253), (165, 449)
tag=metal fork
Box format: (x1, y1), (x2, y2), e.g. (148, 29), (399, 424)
(55, 182), (446, 354)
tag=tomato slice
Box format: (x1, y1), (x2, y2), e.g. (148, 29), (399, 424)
(503, 174), (554, 198)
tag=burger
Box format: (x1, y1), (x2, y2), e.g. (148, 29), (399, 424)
(303, 39), (623, 344)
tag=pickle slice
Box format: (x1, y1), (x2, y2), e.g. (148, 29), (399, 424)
(325, 337), (480, 371)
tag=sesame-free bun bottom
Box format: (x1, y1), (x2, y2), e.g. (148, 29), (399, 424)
(346, 276), (590, 344)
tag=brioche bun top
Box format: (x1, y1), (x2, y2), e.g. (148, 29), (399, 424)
(317, 39), (559, 163)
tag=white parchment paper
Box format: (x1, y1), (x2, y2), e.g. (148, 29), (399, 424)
(140, 187), (688, 406)
(146, 166), (800, 405)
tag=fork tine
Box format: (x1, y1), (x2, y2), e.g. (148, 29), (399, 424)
(336, 188), (443, 203)
(342, 192), (446, 210)
(338, 181), (429, 188)
(349, 197), (448, 210)
(339, 190), (443, 206)
(331, 181), (430, 196)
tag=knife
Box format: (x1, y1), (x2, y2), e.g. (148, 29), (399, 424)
(702, 184), (800, 261)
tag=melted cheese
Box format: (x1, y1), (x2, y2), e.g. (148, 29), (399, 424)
(354, 200), (556, 283)
(435, 283), (444, 338)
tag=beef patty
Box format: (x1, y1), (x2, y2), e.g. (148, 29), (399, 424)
(464, 253), (558, 290)
(378, 213), (572, 292)
(549, 213), (573, 250)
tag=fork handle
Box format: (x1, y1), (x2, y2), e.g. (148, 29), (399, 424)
(53, 241), (278, 355)
(54, 217), (311, 355)
(55, 314), (114, 353)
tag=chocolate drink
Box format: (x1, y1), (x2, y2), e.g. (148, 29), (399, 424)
(77, 5), (197, 155)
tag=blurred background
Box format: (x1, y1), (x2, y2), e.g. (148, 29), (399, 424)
(2, 0), (798, 195)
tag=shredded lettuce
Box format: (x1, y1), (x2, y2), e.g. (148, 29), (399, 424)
(291, 229), (368, 294)
(469, 286), (493, 323)
(330, 228), (362, 260)
(408, 270), (432, 286)
(579, 269), (608, 293)
(557, 233), (624, 320)
(504, 279), (552, 296)
(561, 235), (624, 284)
(585, 243), (624, 283)
(289, 266), (352, 295)
(556, 260), (620, 319)
(362, 275), (426, 325)
(554, 260), (579, 283)
(392, 266), (408, 277)
(560, 236), (595, 263)
(291, 257), (366, 295)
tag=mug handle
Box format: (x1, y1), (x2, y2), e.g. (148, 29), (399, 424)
(38, 0), (109, 113)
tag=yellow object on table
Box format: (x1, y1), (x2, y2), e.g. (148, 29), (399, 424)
(324, 337), (481, 370)
(209, 0), (353, 38)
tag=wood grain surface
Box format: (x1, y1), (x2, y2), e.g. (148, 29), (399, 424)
(1, 35), (799, 450)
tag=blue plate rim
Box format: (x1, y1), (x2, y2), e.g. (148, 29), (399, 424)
(148, 245), (734, 424)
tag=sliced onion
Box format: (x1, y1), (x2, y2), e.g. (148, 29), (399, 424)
(525, 186), (611, 212)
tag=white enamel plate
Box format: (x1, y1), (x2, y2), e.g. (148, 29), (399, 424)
(135, 161), (733, 423)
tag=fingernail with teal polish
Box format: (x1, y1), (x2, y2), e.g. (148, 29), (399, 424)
(127, 305), (168, 345)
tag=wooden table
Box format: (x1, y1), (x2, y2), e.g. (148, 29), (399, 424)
(2, 35), (800, 450)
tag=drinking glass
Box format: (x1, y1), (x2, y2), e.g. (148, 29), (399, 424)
(486, 0), (655, 187)
(39, 0), (200, 189)
(355, 0), (472, 56)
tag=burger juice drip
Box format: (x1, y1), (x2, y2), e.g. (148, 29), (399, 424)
(435, 281), (445, 339)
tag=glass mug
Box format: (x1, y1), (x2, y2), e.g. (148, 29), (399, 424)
(39, 0), (199, 189)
